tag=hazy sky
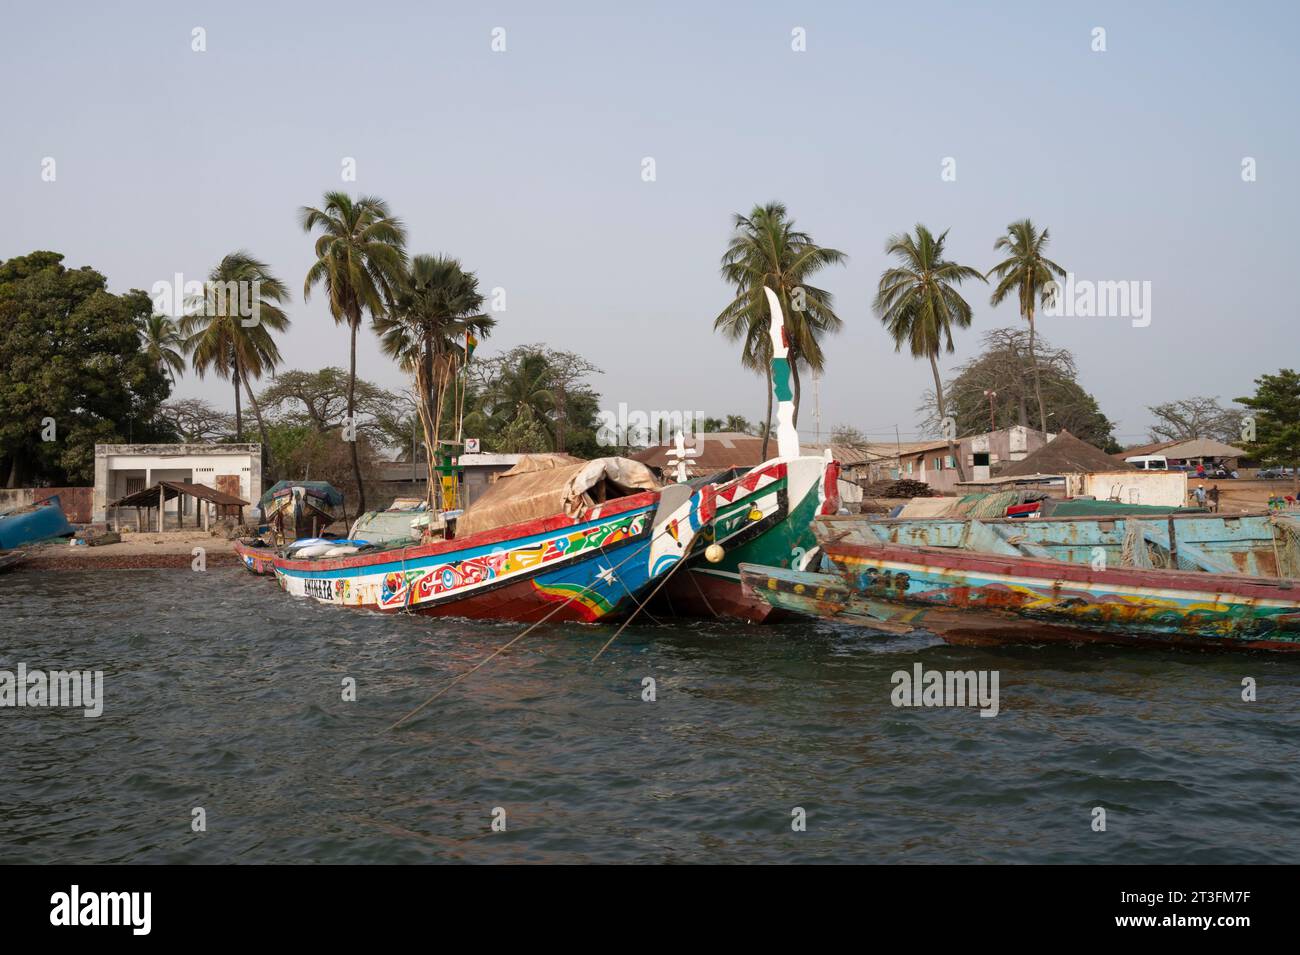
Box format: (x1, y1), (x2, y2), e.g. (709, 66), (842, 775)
(4, 1), (1296, 446)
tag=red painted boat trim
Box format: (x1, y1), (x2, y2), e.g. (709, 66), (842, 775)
(825, 539), (1300, 601)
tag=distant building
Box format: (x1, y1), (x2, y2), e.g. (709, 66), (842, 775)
(1115, 438), (1248, 469)
(890, 426), (1053, 494)
(373, 452), (529, 508)
(93, 443), (262, 523)
(630, 432), (766, 481)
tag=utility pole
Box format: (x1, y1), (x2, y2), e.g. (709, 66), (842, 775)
(983, 390), (998, 434)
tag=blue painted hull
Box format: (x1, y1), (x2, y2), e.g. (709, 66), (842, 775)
(0, 496), (75, 549)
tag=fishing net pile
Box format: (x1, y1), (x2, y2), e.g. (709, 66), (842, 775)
(1118, 519), (1208, 573)
(1271, 514), (1300, 578)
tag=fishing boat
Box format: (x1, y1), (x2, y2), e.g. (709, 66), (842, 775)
(272, 459), (717, 623)
(654, 289), (841, 622)
(0, 496), (75, 549)
(232, 538), (278, 575)
(738, 511), (1300, 654)
(259, 481), (344, 543)
(740, 515), (1300, 651)
(825, 510), (1300, 579)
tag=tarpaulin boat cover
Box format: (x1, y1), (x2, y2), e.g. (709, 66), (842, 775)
(455, 456), (660, 537)
(259, 481), (344, 512)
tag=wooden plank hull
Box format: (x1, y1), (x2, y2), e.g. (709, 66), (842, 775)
(822, 511), (1294, 578)
(272, 486), (715, 624)
(233, 540), (277, 576)
(657, 455), (840, 623)
(740, 535), (1300, 651)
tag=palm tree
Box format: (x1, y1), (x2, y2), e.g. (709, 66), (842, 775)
(715, 202), (846, 457)
(140, 314), (185, 383)
(180, 252), (290, 463)
(373, 254), (495, 508)
(300, 192), (407, 514)
(986, 219), (1066, 434)
(874, 225), (985, 481)
(483, 351), (556, 446)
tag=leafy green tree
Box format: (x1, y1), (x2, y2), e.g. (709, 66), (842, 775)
(1237, 369), (1300, 495)
(715, 202), (846, 456)
(0, 251), (171, 485)
(300, 192), (407, 513)
(917, 327), (1120, 452)
(258, 367), (411, 453)
(181, 251), (290, 467)
(875, 224), (985, 479)
(987, 219), (1067, 434)
(465, 346), (603, 455)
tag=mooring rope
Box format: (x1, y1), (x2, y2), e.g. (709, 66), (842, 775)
(386, 511), (697, 730)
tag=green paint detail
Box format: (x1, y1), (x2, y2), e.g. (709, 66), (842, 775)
(771, 357), (793, 401)
(695, 476), (821, 575)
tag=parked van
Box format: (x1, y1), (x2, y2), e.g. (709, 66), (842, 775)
(1125, 454), (1169, 471)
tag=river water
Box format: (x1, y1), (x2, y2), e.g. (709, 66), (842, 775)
(2, 568), (1297, 864)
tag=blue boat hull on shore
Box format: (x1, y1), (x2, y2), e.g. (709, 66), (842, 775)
(0, 495), (74, 549)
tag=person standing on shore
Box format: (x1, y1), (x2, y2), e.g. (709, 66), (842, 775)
(1208, 484), (1220, 512)
(1194, 484), (1207, 507)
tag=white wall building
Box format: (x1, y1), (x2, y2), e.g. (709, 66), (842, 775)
(93, 443), (262, 523)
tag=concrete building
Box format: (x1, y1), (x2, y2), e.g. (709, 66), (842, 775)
(94, 443), (262, 523)
(893, 426), (1053, 494)
(373, 453), (525, 509)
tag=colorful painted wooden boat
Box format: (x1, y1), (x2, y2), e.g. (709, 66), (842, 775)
(272, 482), (717, 623)
(0, 496), (75, 549)
(259, 481), (344, 543)
(653, 287), (842, 623)
(659, 454), (840, 621)
(233, 539), (277, 575)
(740, 535), (1300, 651)
(820, 511), (1300, 579)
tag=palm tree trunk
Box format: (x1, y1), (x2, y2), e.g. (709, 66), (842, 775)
(239, 361), (273, 478)
(930, 352), (965, 482)
(347, 313), (366, 514)
(760, 364), (773, 460)
(233, 367), (243, 441)
(1026, 307), (1047, 433)
(414, 345), (438, 516)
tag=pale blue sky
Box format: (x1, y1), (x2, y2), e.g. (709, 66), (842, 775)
(3, 1), (1296, 444)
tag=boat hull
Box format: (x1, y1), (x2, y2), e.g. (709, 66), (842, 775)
(822, 511), (1296, 578)
(272, 486), (715, 624)
(0, 496), (74, 549)
(658, 455), (840, 622)
(740, 535), (1300, 651)
(233, 540), (277, 575)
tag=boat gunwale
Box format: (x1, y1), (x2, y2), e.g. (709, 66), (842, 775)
(821, 537), (1299, 600)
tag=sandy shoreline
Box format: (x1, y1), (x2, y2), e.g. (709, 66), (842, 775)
(17, 532), (243, 571)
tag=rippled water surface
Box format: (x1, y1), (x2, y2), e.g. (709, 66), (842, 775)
(2, 568), (1297, 863)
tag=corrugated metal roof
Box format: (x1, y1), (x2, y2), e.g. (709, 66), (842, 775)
(111, 480), (248, 508)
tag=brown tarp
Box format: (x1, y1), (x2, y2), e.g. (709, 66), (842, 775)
(455, 456), (659, 537)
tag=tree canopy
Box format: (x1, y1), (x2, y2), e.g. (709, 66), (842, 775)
(917, 327), (1119, 451)
(0, 251), (172, 485)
